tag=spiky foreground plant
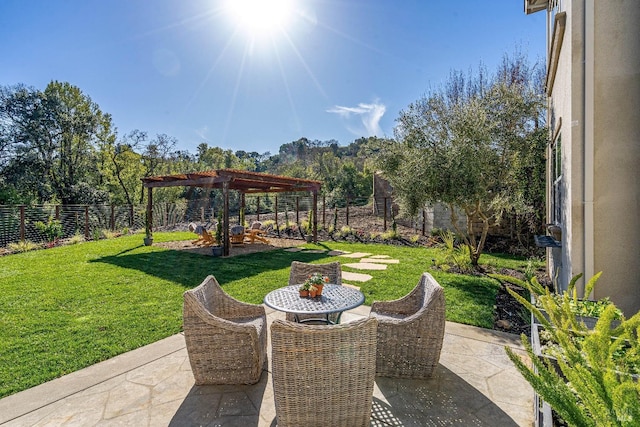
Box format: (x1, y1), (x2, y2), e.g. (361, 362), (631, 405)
(491, 272), (640, 426)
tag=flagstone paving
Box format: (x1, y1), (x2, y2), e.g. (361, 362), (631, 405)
(341, 271), (373, 282)
(327, 250), (348, 256)
(343, 262), (389, 270)
(339, 252), (372, 258)
(360, 258), (400, 264)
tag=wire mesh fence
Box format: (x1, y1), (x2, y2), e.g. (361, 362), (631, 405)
(0, 195), (465, 249)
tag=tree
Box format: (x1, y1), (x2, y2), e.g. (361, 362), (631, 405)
(98, 130), (146, 206)
(139, 133), (178, 203)
(376, 52), (546, 265)
(0, 81), (114, 204)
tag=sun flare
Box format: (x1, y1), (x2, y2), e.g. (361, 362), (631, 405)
(224, 0), (293, 36)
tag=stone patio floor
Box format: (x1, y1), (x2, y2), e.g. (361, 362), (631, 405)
(0, 305), (533, 426)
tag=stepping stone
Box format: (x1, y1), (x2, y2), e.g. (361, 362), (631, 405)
(283, 247), (303, 252)
(340, 252), (372, 258)
(361, 258), (400, 264)
(369, 255), (390, 259)
(344, 262), (388, 271)
(343, 283), (360, 290)
(327, 250), (348, 256)
(301, 249), (326, 254)
(342, 271), (373, 282)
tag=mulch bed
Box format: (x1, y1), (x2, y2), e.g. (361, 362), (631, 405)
(156, 237), (306, 257)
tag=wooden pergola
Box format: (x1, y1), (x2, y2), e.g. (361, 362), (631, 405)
(141, 169), (322, 256)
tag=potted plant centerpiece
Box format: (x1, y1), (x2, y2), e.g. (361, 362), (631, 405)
(304, 272), (329, 297)
(299, 282), (310, 298)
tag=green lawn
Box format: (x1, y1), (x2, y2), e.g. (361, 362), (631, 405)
(0, 232), (535, 398)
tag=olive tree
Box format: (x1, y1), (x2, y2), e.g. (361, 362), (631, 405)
(377, 52), (546, 265)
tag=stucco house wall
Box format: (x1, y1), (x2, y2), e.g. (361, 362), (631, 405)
(530, 0), (640, 315)
(590, 1), (640, 313)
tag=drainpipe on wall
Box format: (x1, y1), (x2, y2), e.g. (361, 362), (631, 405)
(583, 0), (595, 294)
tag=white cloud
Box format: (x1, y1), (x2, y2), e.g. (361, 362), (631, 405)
(195, 126), (209, 141)
(327, 100), (386, 137)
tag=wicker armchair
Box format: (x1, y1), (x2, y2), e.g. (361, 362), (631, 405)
(183, 275), (267, 385)
(370, 272), (445, 379)
(271, 317), (378, 427)
(286, 261), (342, 323)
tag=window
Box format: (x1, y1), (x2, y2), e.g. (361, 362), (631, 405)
(551, 134), (562, 223)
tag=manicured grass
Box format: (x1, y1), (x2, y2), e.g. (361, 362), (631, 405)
(0, 233), (536, 398)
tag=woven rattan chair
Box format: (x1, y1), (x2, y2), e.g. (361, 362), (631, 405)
(370, 272), (445, 379)
(286, 261), (342, 323)
(183, 275), (267, 385)
(271, 317), (378, 427)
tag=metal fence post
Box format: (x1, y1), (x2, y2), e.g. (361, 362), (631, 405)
(19, 205), (25, 242)
(422, 208), (427, 236)
(383, 197), (388, 231)
(346, 196), (350, 225)
(84, 206), (90, 240)
(322, 196), (326, 228)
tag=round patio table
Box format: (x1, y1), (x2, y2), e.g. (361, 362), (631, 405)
(264, 284), (364, 324)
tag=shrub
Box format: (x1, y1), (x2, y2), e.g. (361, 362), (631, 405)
(497, 272), (640, 426)
(380, 229), (399, 240)
(340, 225), (353, 235)
(34, 217), (63, 243)
(438, 230), (471, 272)
(8, 240), (40, 253)
(101, 230), (120, 239)
(91, 228), (102, 241)
(261, 219), (276, 228)
(67, 233), (85, 245)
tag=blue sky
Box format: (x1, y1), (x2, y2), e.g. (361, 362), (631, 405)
(0, 0), (546, 155)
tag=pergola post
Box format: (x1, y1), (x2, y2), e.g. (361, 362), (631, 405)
(312, 190), (318, 243)
(223, 181), (230, 256)
(240, 192), (246, 224)
(145, 187), (153, 244)
(275, 195), (280, 238)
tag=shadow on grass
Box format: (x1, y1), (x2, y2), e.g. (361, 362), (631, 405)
(435, 273), (500, 328)
(90, 246), (333, 288)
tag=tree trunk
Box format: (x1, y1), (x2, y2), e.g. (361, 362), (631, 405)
(449, 201), (490, 267)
